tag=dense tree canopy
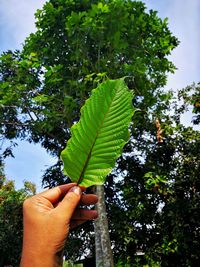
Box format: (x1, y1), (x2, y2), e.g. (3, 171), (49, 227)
(106, 88), (200, 265)
(0, 0), (178, 157)
(0, 165), (36, 266)
(1, 0), (199, 266)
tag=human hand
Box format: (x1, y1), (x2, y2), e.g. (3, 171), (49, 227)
(20, 183), (98, 267)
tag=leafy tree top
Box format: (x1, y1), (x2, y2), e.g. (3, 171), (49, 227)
(0, 0), (178, 158)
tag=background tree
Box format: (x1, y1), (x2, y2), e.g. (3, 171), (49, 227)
(0, 0), (183, 265)
(106, 85), (200, 265)
(177, 82), (200, 125)
(0, 0), (178, 157)
(0, 164), (36, 266)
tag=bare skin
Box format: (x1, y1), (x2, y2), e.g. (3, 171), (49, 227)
(20, 183), (98, 267)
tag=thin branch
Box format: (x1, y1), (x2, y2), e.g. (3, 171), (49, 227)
(0, 121), (32, 126)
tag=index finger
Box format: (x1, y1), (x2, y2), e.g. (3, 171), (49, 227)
(37, 183), (77, 203)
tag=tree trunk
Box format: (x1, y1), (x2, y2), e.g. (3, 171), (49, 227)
(94, 185), (114, 267)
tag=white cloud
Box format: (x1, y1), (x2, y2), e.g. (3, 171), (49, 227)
(0, 0), (46, 51)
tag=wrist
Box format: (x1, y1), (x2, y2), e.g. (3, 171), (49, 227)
(20, 245), (63, 267)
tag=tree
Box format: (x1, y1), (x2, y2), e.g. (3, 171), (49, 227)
(0, 0), (178, 156)
(0, 0), (179, 265)
(0, 164), (36, 266)
(177, 82), (200, 125)
(105, 83), (200, 266)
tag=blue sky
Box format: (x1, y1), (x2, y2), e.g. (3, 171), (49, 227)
(0, 0), (199, 191)
(146, 0), (200, 90)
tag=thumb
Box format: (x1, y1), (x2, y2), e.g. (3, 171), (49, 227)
(56, 186), (82, 221)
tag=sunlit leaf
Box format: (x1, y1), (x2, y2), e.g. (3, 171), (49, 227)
(61, 78), (134, 187)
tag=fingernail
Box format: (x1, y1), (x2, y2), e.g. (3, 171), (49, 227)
(68, 186), (82, 196)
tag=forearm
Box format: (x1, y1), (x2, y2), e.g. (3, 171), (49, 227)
(20, 248), (63, 267)
(20, 237), (63, 267)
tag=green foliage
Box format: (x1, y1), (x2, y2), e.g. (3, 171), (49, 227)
(0, 172), (36, 266)
(108, 95), (200, 266)
(0, 0), (178, 157)
(61, 79), (134, 187)
(177, 82), (200, 125)
(0, 0), (188, 265)
(63, 260), (83, 267)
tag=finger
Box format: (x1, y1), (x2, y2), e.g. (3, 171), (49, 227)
(72, 209), (98, 220)
(70, 210), (98, 229)
(55, 186), (82, 221)
(53, 189), (93, 208)
(70, 220), (87, 229)
(80, 194), (98, 206)
(37, 183), (77, 204)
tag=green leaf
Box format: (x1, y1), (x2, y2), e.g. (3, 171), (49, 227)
(61, 78), (134, 187)
(32, 94), (49, 103)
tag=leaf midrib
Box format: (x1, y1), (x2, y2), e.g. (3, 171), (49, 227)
(77, 87), (117, 185)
